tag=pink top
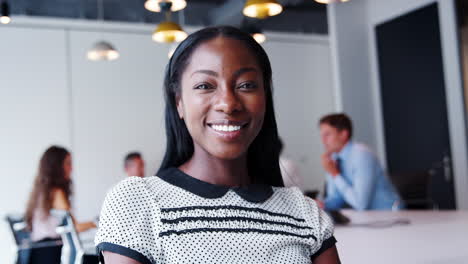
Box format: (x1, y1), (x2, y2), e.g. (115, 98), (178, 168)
(31, 208), (60, 241)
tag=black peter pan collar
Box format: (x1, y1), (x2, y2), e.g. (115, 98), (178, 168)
(158, 167), (273, 203)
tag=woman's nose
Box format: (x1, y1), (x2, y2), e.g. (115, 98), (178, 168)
(214, 87), (243, 114)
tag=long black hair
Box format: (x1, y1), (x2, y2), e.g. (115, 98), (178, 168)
(158, 26), (283, 187)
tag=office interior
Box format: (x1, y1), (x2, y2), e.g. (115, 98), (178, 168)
(1, 0), (468, 263)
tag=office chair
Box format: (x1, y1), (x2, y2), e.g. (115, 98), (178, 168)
(390, 170), (438, 210)
(5, 214), (63, 264)
(50, 209), (98, 264)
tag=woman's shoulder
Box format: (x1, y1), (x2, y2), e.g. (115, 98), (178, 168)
(270, 187), (316, 214)
(272, 187), (329, 222)
(272, 186), (307, 201)
(104, 176), (161, 203)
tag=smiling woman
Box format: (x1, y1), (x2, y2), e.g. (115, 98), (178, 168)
(94, 26), (340, 264)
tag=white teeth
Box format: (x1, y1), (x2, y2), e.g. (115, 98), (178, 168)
(211, 125), (241, 132)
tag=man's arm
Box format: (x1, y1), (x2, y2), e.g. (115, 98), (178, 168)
(332, 152), (379, 210)
(321, 153), (345, 210)
(324, 176), (346, 210)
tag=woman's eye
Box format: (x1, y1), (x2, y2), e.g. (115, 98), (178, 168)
(194, 83), (213, 90)
(238, 82), (257, 90)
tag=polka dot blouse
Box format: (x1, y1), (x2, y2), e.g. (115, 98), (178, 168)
(95, 167), (336, 264)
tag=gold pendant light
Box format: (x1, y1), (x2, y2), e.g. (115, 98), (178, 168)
(144, 0), (186, 12)
(243, 0), (283, 19)
(151, 1), (187, 44)
(152, 21), (187, 43)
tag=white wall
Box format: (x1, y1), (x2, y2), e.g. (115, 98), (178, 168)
(327, 1), (377, 151)
(264, 36), (334, 190)
(0, 17), (334, 262)
(328, 0), (468, 209)
(69, 29), (168, 220)
(0, 26), (72, 262)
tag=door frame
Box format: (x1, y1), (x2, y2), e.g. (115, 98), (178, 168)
(370, 1), (468, 209)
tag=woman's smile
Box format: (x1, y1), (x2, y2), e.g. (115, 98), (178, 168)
(206, 119), (250, 142)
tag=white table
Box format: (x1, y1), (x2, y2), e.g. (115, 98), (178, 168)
(334, 210), (468, 264)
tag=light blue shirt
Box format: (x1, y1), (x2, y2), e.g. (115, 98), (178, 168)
(324, 141), (402, 211)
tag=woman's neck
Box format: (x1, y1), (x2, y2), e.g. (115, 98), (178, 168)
(179, 151), (249, 187)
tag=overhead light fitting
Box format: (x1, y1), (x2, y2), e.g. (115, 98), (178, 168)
(243, 0), (283, 19)
(145, 0), (186, 12)
(152, 21), (187, 43)
(314, 0), (349, 4)
(87, 41), (119, 61)
(242, 25), (266, 44)
(1, 1), (11, 24)
(252, 33), (266, 44)
(87, 0), (119, 61)
(152, 2), (187, 43)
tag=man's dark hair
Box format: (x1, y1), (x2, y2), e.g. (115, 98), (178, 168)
(319, 113), (353, 139)
(124, 152), (142, 168)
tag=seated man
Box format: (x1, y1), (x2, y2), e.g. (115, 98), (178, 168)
(123, 152), (145, 178)
(319, 113), (402, 210)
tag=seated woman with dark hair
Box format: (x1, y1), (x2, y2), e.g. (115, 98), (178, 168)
(95, 26), (340, 264)
(25, 146), (96, 263)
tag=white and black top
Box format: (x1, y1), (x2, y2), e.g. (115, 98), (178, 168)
(95, 167), (336, 264)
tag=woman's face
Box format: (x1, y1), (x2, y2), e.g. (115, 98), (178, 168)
(177, 37), (266, 160)
(63, 154), (72, 180)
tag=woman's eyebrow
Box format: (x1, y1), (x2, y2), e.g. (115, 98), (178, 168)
(191, 69), (218, 77)
(191, 67), (258, 78)
(234, 67), (258, 79)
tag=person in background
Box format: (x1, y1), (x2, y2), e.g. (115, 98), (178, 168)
(123, 152), (145, 177)
(25, 146), (96, 263)
(319, 113), (402, 211)
(278, 138), (304, 190)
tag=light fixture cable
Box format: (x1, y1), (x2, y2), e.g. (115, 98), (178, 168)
(86, 0), (120, 61)
(0, 1), (11, 24)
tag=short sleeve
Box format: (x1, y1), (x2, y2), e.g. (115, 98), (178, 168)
(95, 177), (160, 264)
(302, 196), (337, 261)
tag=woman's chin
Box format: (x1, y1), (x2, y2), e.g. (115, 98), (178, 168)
(209, 147), (248, 161)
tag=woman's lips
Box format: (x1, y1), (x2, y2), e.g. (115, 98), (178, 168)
(207, 120), (249, 141)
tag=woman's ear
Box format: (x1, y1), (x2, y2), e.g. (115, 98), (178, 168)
(176, 95), (184, 119)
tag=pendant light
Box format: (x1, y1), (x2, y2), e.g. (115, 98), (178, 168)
(145, 0), (186, 12)
(87, 0), (119, 61)
(0, 1), (11, 24)
(152, 3), (187, 43)
(242, 25), (266, 44)
(243, 0), (283, 19)
(250, 27), (266, 44)
(252, 32), (266, 44)
(314, 0), (349, 4)
(87, 41), (119, 61)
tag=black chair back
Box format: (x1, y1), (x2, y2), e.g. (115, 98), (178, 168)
(390, 170), (437, 209)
